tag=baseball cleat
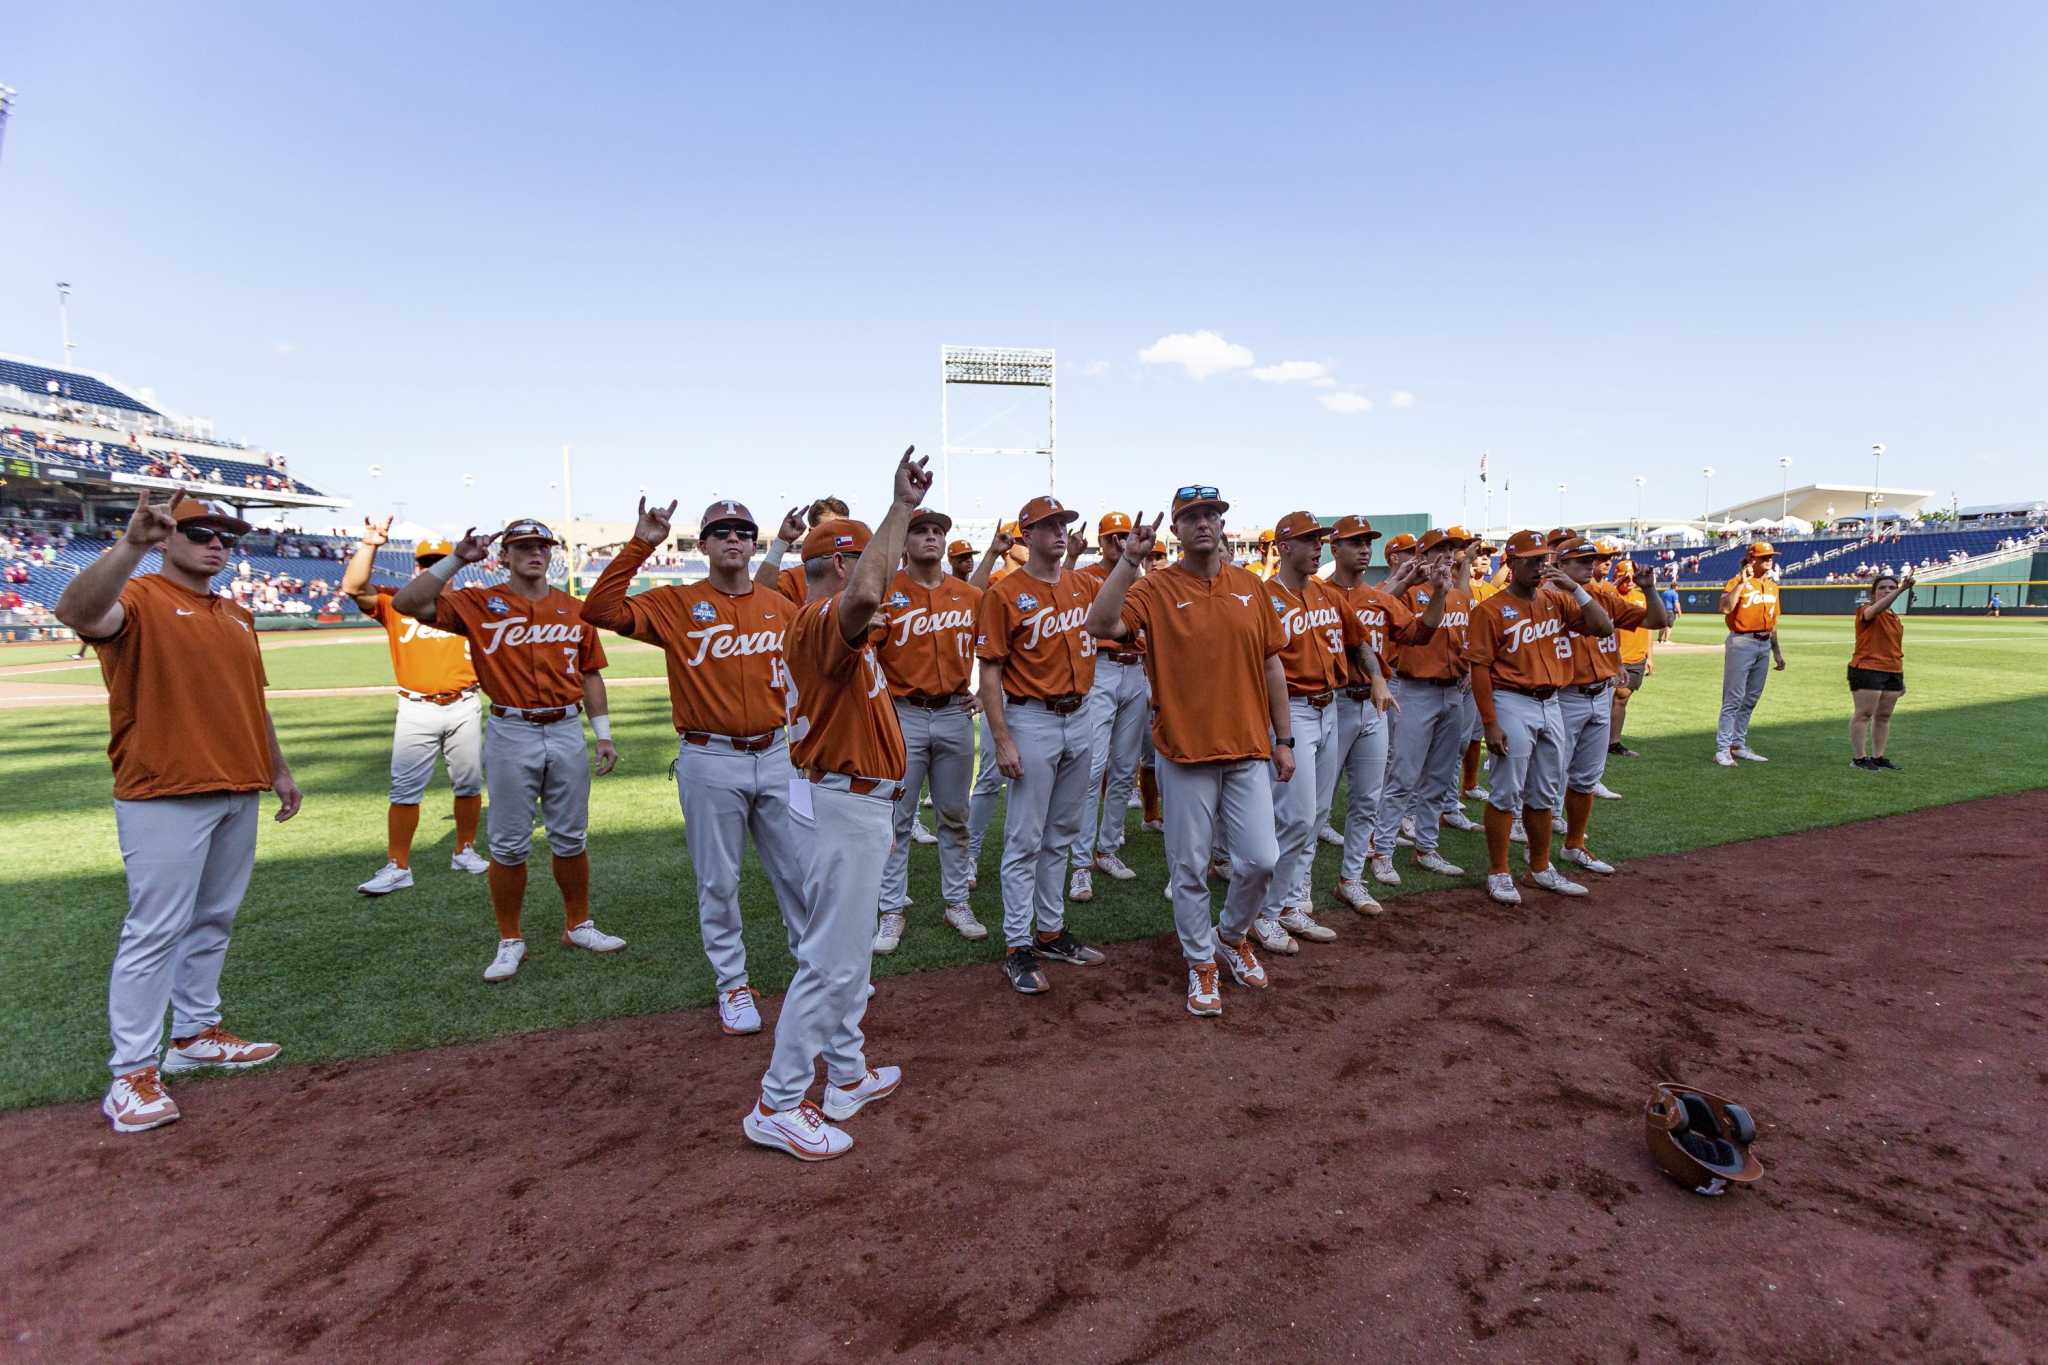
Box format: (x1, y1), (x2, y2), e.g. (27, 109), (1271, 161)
(743, 1100), (852, 1162)
(822, 1065), (902, 1121)
(942, 903), (988, 941)
(718, 986), (762, 1035)
(450, 847), (490, 875)
(1852, 756), (1877, 770)
(1250, 916), (1300, 956)
(910, 819), (937, 846)
(1336, 878), (1384, 914)
(1034, 930), (1106, 966)
(1732, 746), (1769, 762)
(1414, 850), (1464, 877)
(1068, 867), (1095, 903)
(103, 1067), (180, 1135)
(1395, 818), (1418, 847)
(1526, 866), (1589, 897)
(161, 1026), (280, 1074)
(1872, 756), (1900, 770)
(1318, 823), (1345, 847)
(1127, 791), (1144, 809)
(1713, 750), (1737, 767)
(1217, 936), (1270, 989)
(1093, 852), (1137, 881)
(1369, 854), (1402, 887)
(1509, 818), (1528, 844)
(1003, 947), (1050, 994)
(1486, 873), (1523, 906)
(1561, 847), (1616, 876)
(484, 938), (526, 981)
(357, 861), (414, 896)
(1591, 782), (1622, 800)
(562, 919), (625, 954)
(1463, 786), (1490, 802)
(1278, 906), (1337, 942)
(872, 910), (907, 955)
(1440, 810), (1481, 833)
(1607, 743), (1639, 759)
(1186, 962), (1224, 1017)
(1140, 818), (1165, 834)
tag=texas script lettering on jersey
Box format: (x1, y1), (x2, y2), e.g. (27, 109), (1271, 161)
(396, 617), (460, 644)
(474, 615), (586, 655)
(1017, 601), (1095, 655)
(1277, 597), (1345, 654)
(679, 621), (784, 669)
(1502, 613), (1574, 659)
(888, 603), (976, 650)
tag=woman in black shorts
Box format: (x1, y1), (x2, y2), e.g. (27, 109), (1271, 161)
(1848, 573), (1912, 770)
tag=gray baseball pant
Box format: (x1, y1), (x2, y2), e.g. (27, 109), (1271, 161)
(1717, 633), (1773, 752)
(881, 698), (974, 913)
(108, 792), (259, 1077)
(1443, 688), (1479, 815)
(1335, 697), (1389, 882)
(1159, 758), (1279, 963)
(1558, 686), (1613, 793)
(677, 734), (809, 993)
(998, 701), (1092, 948)
(484, 713), (589, 864)
(1269, 697), (1339, 918)
(967, 714), (1005, 861)
(760, 781), (891, 1110)
(1072, 657), (1150, 866)
(1483, 690), (1567, 814)
(1374, 676), (1462, 855)
(389, 694), (484, 804)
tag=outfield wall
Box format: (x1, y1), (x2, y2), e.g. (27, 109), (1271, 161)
(1672, 579), (2048, 618)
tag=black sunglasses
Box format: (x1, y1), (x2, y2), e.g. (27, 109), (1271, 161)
(701, 523), (757, 541)
(179, 525), (239, 549)
(1175, 485), (1219, 501)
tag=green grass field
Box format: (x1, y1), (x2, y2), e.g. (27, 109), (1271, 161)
(5, 614), (2045, 1110)
(3, 632), (674, 689)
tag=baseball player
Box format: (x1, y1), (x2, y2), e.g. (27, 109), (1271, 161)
(745, 448), (927, 1163)
(55, 493), (299, 1134)
(582, 496), (805, 1035)
(1460, 541), (1501, 801)
(873, 508), (988, 950)
(342, 518), (487, 895)
(754, 497), (852, 604)
(977, 495), (1108, 995)
(392, 518), (624, 982)
(965, 524), (1020, 875)
(1068, 511), (1149, 900)
(1463, 530), (1613, 905)
(947, 538), (978, 583)
(1715, 543), (1785, 765)
(1083, 487), (1292, 1018)
(1552, 538), (1663, 876)
(1369, 529), (1469, 884)
(1430, 529), (1488, 837)
(1607, 557), (1652, 759)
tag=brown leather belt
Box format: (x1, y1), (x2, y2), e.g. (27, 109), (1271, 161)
(1102, 650), (1143, 666)
(684, 729), (779, 752)
(1398, 673), (1458, 688)
(490, 703), (580, 724)
(1498, 684), (1559, 701)
(400, 687), (476, 706)
(898, 691), (965, 710)
(1007, 693), (1087, 715)
(1567, 681), (1612, 697)
(1342, 685), (1373, 702)
(1291, 689), (1335, 709)
(805, 768), (904, 800)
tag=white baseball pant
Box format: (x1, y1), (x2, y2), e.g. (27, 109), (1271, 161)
(677, 734), (808, 993)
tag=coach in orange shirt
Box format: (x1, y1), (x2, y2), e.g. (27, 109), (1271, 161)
(1714, 542), (1785, 765)
(342, 517), (486, 895)
(1085, 485), (1292, 1018)
(57, 493), (300, 1135)
(754, 496), (851, 604)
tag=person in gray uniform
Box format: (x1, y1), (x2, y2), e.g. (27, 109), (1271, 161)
(1068, 511), (1150, 901)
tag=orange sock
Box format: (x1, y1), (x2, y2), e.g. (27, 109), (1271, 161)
(1139, 765), (1161, 822)
(1524, 808), (1556, 872)
(1484, 803), (1513, 875)
(453, 793), (482, 850)
(385, 803), (421, 868)
(486, 860), (527, 939)
(1563, 789), (1595, 851)
(552, 852), (591, 930)
(1462, 741), (1482, 794)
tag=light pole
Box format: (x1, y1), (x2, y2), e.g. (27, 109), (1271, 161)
(1556, 482), (1567, 527)
(56, 282), (75, 368)
(1869, 443), (1885, 511)
(1633, 476), (1646, 538)
(1778, 456), (1793, 522)
(1701, 466), (1716, 528)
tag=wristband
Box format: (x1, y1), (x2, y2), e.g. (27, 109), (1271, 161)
(427, 555), (463, 583)
(590, 715), (612, 741)
(1572, 586), (1592, 606)
(766, 538), (791, 562)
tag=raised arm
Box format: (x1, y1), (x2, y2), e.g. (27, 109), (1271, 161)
(839, 448), (931, 645)
(583, 497), (674, 636)
(1083, 512), (1160, 641)
(341, 516), (391, 613)
(969, 525), (1014, 591)
(392, 527), (494, 622)
(55, 492), (174, 639)
(754, 505), (805, 593)
(1859, 574), (1913, 621)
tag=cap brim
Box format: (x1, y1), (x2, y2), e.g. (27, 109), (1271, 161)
(1508, 545), (1552, 558)
(909, 510), (954, 532)
(1173, 499), (1230, 518)
(1022, 510), (1080, 528)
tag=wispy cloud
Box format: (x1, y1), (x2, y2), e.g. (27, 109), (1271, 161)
(1077, 358), (1110, 377)
(1250, 359), (1330, 385)
(1137, 330), (1255, 380)
(1388, 389), (1416, 409)
(272, 341), (299, 356)
(1311, 376), (1338, 389)
(1319, 392), (1374, 414)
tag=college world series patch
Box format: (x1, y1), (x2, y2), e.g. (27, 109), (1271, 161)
(691, 601), (717, 623)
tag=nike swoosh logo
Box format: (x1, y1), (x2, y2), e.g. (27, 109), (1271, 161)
(175, 608), (195, 616)
(1174, 601), (1192, 609)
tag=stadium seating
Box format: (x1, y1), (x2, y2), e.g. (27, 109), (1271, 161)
(0, 426), (326, 497)
(0, 359), (158, 416)
(1669, 525), (2039, 583)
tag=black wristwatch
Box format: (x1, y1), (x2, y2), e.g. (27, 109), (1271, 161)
(1275, 736), (1296, 749)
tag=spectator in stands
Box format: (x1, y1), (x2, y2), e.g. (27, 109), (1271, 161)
(1849, 573), (1912, 771)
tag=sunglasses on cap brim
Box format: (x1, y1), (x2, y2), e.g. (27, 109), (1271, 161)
(179, 525), (239, 548)
(1174, 485), (1220, 502)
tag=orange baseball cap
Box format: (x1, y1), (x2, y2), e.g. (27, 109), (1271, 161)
(1747, 541), (1777, 558)
(170, 495), (251, 536)
(908, 508), (954, 533)
(1329, 515), (1380, 542)
(1439, 524), (1477, 545)
(1256, 527), (1277, 545)
(1417, 529), (1449, 551)
(1000, 520), (1020, 538)
(414, 538), (454, 560)
(1593, 538), (1621, 557)
(800, 517), (872, 560)
(1545, 526), (1579, 547)
(1555, 536), (1603, 560)
(500, 518), (559, 547)
(1273, 510), (1332, 542)
(1384, 532), (1420, 555)
(1504, 529), (1552, 558)
(699, 499), (758, 536)
(947, 539), (974, 558)
(1018, 495), (1078, 529)
(1099, 511), (1134, 536)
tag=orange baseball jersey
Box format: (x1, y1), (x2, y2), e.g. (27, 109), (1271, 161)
(1469, 571), (1501, 604)
(975, 568), (1099, 700)
(368, 590), (476, 695)
(582, 538), (794, 735)
(785, 595), (906, 780)
(1851, 607), (1904, 672)
(1570, 580), (1649, 684)
(775, 565), (807, 605)
(1464, 586), (1589, 692)
(92, 575), (273, 801)
(1078, 560), (1146, 652)
(1267, 576), (1365, 695)
(1722, 570), (1780, 633)
(876, 570), (981, 697)
(1119, 561), (1283, 764)
(1393, 583), (1473, 679)
(1615, 583), (1651, 666)
(433, 584), (607, 709)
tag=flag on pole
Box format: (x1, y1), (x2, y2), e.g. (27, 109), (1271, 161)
(1479, 451), (1488, 485)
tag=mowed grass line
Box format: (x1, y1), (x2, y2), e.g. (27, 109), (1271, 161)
(3, 615), (2044, 1109)
(7, 634), (674, 689)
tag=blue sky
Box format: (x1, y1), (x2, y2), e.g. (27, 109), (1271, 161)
(3, 2), (2043, 536)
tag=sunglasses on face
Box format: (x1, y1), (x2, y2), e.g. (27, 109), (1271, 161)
(701, 524), (756, 542)
(179, 526), (238, 549)
(1175, 485), (1219, 502)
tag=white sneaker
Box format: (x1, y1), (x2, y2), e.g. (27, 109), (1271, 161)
(718, 986), (762, 1035)
(743, 1100), (852, 1162)
(822, 1065), (902, 1121)
(1562, 847), (1616, 876)
(1415, 850), (1464, 877)
(357, 861), (414, 895)
(1186, 963), (1223, 1017)
(1127, 792), (1144, 809)
(1141, 818), (1165, 834)
(484, 938), (526, 981)
(1463, 787), (1490, 803)
(450, 847), (490, 874)
(1069, 867), (1095, 903)
(1318, 824), (1344, 847)
(1486, 873), (1523, 906)
(1093, 852), (1137, 881)
(910, 819), (937, 845)
(872, 910), (906, 954)
(1217, 936), (1270, 989)
(1278, 906), (1337, 942)
(1440, 810), (1480, 833)
(1733, 746), (1769, 763)
(1336, 878), (1384, 914)
(1369, 854), (1402, 886)
(161, 1026), (280, 1074)
(1713, 750), (1737, 768)
(1591, 782), (1622, 800)
(562, 919), (625, 953)
(1527, 866), (1589, 897)
(103, 1067), (180, 1134)
(943, 903), (988, 941)
(1510, 818), (1528, 844)
(1251, 916), (1299, 955)
(1395, 818), (1418, 847)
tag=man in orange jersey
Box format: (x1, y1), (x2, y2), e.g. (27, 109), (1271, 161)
(57, 493), (301, 1134)
(393, 518), (624, 983)
(745, 448), (928, 1163)
(1085, 486), (1293, 1019)
(1551, 538), (1663, 877)
(965, 521), (1024, 869)
(1607, 556), (1652, 760)
(873, 507), (989, 950)
(754, 496), (852, 604)
(1714, 542), (1785, 765)
(1369, 529), (1469, 884)
(1068, 511), (1149, 898)
(583, 497), (806, 1036)
(1463, 531), (1613, 906)
(947, 538), (978, 583)
(977, 495), (1108, 995)
(1429, 527), (1490, 836)
(342, 517), (487, 895)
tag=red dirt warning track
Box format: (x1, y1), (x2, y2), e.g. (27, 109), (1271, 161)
(4, 794), (2043, 1362)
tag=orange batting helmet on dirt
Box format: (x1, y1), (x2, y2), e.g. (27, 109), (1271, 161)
(1645, 1083), (1763, 1197)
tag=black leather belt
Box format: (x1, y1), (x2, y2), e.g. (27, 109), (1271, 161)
(1007, 693), (1087, 715)
(1342, 685), (1373, 702)
(1735, 630), (1774, 640)
(1498, 684), (1559, 701)
(1292, 690), (1335, 709)
(1103, 650), (1143, 666)
(898, 692), (965, 710)
(1567, 681), (1612, 697)
(491, 703), (580, 724)
(683, 729), (780, 752)
(1398, 673), (1457, 688)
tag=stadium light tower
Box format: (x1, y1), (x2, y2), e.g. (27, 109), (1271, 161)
(1633, 475), (1646, 536)
(940, 345), (1056, 513)
(1701, 466), (1716, 525)
(1778, 456), (1793, 521)
(1556, 481), (1567, 525)
(56, 282), (75, 369)
(1869, 443), (1885, 511)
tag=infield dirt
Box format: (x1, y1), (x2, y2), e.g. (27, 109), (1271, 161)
(4, 793), (2042, 1362)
